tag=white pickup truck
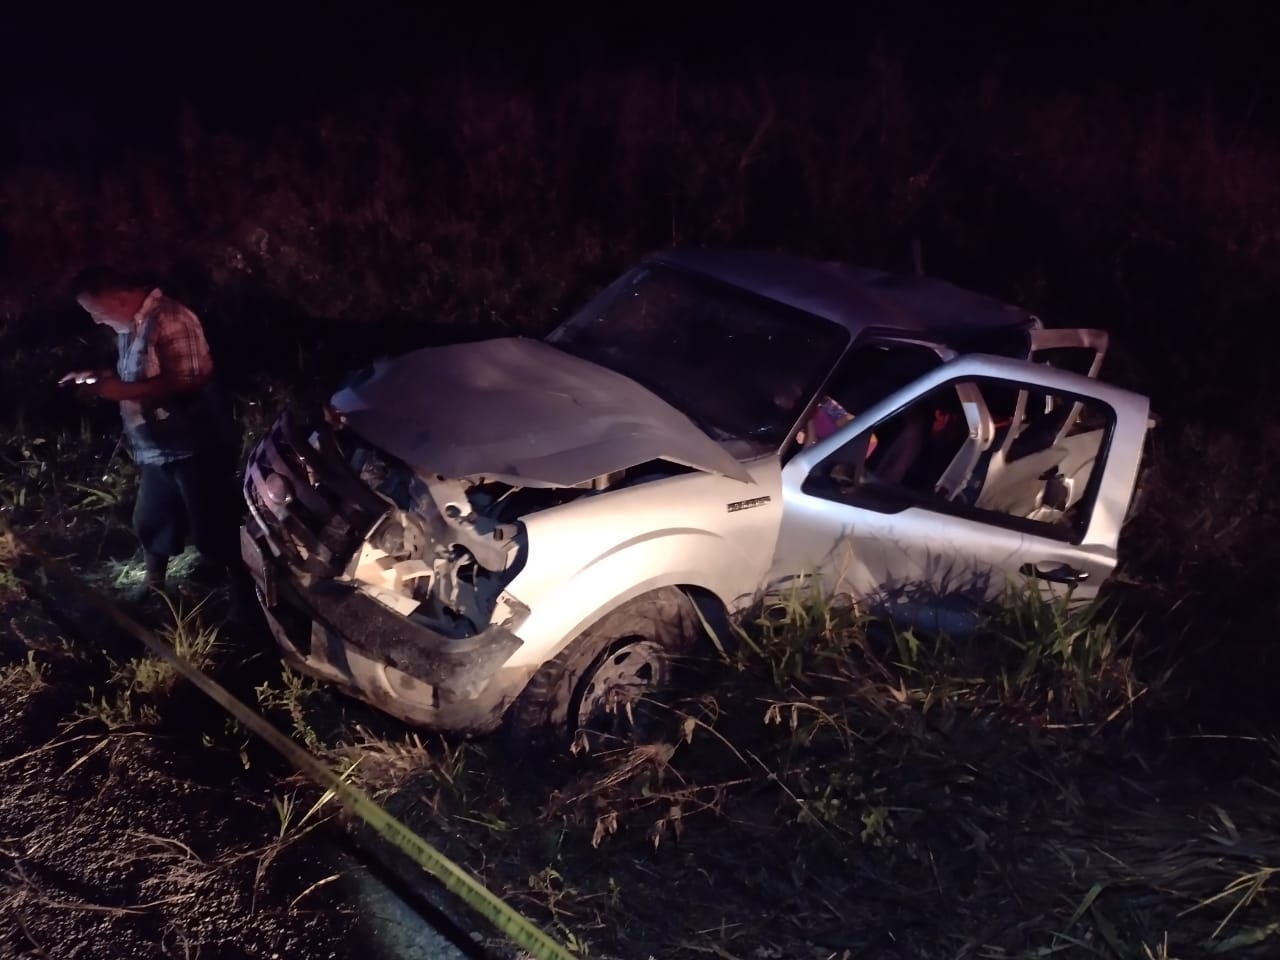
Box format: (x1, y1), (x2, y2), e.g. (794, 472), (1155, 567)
(239, 248), (1150, 749)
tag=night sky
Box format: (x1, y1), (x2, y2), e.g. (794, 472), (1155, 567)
(3, 2), (1278, 171)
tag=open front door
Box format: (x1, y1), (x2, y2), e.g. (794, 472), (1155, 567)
(769, 354), (1149, 634)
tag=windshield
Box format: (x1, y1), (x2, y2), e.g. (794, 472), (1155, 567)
(545, 264), (851, 452)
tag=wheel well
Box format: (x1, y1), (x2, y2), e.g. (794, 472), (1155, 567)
(534, 584), (729, 667)
(584, 584), (730, 655)
(677, 584), (732, 654)
(502, 584), (722, 749)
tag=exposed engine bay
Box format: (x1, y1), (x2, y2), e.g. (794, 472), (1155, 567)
(338, 440), (690, 638)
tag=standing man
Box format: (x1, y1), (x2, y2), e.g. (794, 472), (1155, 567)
(61, 266), (253, 618)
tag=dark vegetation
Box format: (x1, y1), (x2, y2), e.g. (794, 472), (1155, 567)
(3, 9), (1280, 958)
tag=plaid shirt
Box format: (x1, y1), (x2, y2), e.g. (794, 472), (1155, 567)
(116, 289), (216, 464)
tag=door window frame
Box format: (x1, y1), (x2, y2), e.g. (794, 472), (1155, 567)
(800, 372), (1120, 546)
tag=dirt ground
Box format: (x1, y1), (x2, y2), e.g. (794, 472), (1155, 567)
(2, 600), (337, 958)
(0, 551), (493, 960)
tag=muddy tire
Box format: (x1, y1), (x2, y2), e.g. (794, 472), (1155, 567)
(503, 587), (704, 756)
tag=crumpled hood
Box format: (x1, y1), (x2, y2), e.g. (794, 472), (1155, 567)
(329, 336), (754, 487)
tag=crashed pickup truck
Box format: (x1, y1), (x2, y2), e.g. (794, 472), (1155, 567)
(239, 248), (1151, 747)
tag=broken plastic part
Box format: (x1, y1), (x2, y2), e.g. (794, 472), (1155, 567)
(419, 476), (520, 573)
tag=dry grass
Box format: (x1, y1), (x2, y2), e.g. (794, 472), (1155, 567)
(252, 587), (1272, 960)
(72, 594), (223, 729)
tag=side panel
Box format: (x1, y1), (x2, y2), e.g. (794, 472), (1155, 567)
(772, 354), (1149, 629)
(500, 458), (783, 668)
(770, 478), (1120, 632)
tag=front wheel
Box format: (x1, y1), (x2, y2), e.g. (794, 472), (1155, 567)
(503, 588), (703, 755)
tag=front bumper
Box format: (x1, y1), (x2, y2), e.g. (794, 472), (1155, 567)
(241, 522), (528, 733)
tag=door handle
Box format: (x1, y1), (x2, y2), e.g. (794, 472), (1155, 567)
(1020, 561), (1090, 584)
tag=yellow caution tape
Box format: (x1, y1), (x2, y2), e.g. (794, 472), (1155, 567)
(0, 517), (580, 960)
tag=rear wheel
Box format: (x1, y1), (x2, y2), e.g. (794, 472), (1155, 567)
(503, 588), (703, 755)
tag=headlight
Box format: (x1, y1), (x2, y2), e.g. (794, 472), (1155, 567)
(263, 473), (294, 506)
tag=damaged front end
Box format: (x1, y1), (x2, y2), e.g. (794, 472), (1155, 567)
(343, 442), (532, 638)
(240, 407), (540, 732)
(239, 335), (752, 732)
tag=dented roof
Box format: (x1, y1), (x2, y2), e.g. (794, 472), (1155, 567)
(649, 247), (1039, 346)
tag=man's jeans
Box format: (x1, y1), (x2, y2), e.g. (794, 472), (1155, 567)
(132, 449), (242, 573)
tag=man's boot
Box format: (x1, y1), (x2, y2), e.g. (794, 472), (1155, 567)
(145, 551), (169, 589)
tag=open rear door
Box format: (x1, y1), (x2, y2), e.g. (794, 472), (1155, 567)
(1021, 327), (1111, 448)
(1029, 327), (1109, 378)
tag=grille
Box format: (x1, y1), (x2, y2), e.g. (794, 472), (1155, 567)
(243, 409), (389, 578)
